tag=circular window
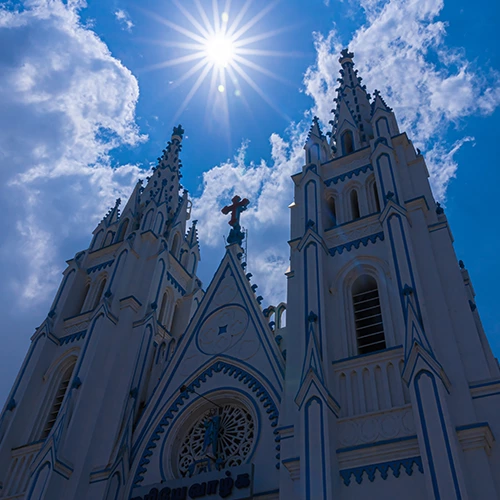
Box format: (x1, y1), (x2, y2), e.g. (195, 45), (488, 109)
(177, 403), (255, 478)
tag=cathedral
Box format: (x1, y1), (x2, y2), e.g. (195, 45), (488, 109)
(1, 49), (499, 500)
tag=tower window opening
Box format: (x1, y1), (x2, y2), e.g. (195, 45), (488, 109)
(352, 275), (386, 355)
(116, 219), (129, 243)
(350, 190), (360, 220)
(41, 363), (75, 439)
(341, 130), (354, 155)
(92, 278), (107, 309)
(372, 181), (381, 212)
(327, 197), (337, 227)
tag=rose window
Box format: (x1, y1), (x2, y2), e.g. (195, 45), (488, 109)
(177, 403), (255, 477)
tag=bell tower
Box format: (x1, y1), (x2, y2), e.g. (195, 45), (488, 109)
(279, 50), (500, 499)
(0, 126), (204, 499)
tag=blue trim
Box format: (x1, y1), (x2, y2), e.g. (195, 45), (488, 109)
(304, 242), (323, 353)
(340, 456), (423, 486)
(58, 330), (86, 345)
(120, 296), (143, 306)
(154, 259), (166, 305)
(305, 397), (327, 499)
(456, 422), (489, 432)
(131, 254), (284, 460)
(472, 392), (500, 400)
(337, 435), (417, 453)
(332, 345), (403, 365)
(107, 250), (128, 295)
(324, 212), (381, 232)
(329, 232), (384, 256)
(133, 364), (277, 486)
(254, 490), (280, 497)
(404, 196), (430, 211)
(166, 271), (186, 296)
(324, 164), (373, 186)
(282, 457), (299, 464)
(52, 269), (75, 313)
(304, 180), (318, 230)
(87, 259), (114, 274)
(275, 424), (294, 432)
(414, 370), (462, 499)
(470, 380), (500, 389)
(376, 153), (399, 204)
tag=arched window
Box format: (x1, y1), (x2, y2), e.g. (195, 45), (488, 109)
(103, 231), (114, 247)
(372, 181), (381, 212)
(92, 278), (107, 309)
(142, 209), (154, 231)
(158, 290), (171, 327)
(352, 275), (386, 355)
(341, 130), (354, 155)
(327, 197), (337, 227)
(91, 229), (104, 251)
(171, 233), (181, 259)
(350, 190), (360, 220)
(277, 305), (286, 328)
(78, 283), (90, 314)
(116, 219), (129, 243)
(41, 362), (75, 439)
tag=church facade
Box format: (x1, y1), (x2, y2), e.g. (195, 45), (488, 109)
(0, 50), (499, 499)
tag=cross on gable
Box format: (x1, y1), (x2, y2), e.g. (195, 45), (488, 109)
(221, 195), (249, 227)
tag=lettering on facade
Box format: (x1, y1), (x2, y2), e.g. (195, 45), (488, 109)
(131, 468), (252, 500)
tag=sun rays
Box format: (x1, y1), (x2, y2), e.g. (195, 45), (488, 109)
(140, 0), (297, 129)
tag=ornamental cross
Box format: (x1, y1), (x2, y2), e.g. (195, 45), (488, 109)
(221, 195), (249, 227)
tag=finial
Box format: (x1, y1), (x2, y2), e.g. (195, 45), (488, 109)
(339, 48), (354, 63)
(221, 195), (249, 246)
(172, 124), (184, 139)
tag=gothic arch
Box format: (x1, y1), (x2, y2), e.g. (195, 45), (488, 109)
(366, 175), (381, 213)
(32, 352), (78, 441)
(153, 212), (164, 235)
(324, 191), (339, 228)
(90, 229), (104, 251)
(343, 181), (363, 221)
(171, 232), (181, 259)
(128, 358), (280, 491)
(115, 219), (129, 243)
(90, 274), (108, 310)
(332, 258), (397, 358)
(341, 129), (355, 155)
(142, 209), (154, 231)
(103, 231), (114, 247)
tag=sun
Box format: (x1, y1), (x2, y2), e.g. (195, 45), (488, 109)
(141, 0), (294, 126)
(205, 34), (234, 68)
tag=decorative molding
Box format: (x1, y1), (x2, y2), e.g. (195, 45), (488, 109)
(324, 164), (373, 186)
(87, 259), (114, 274)
(329, 232), (384, 256)
(469, 379), (500, 400)
(339, 456), (423, 486)
(166, 271), (186, 296)
(457, 422), (495, 455)
(120, 295), (143, 312)
(282, 457), (300, 481)
(58, 330), (86, 345)
(337, 406), (415, 448)
(132, 360), (279, 487)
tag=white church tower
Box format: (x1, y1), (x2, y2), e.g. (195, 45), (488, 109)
(0, 50), (499, 500)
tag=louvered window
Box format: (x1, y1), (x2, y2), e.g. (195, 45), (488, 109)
(352, 276), (386, 354)
(41, 364), (74, 439)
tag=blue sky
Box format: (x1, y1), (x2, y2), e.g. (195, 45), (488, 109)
(0, 0), (499, 406)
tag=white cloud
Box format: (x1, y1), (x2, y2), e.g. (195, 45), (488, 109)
(192, 127), (307, 304)
(0, 0), (145, 305)
(114, 8), (134, 32)
(304, 0), (500, 198)
(191, 0), (500, 306)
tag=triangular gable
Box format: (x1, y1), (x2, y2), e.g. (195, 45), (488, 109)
(132, 244), (285, 452)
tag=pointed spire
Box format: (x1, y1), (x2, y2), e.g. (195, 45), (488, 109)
(304, 116), (331, 165)
(371, 89), (393, 116)
(186, 219), (200, 249)
(100, 198), (121, 228)
(330, 49), (374, 156)
(141, 125), (185, 217)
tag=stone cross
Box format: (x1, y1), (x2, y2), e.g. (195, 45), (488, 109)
(221, 195), (249, 227)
